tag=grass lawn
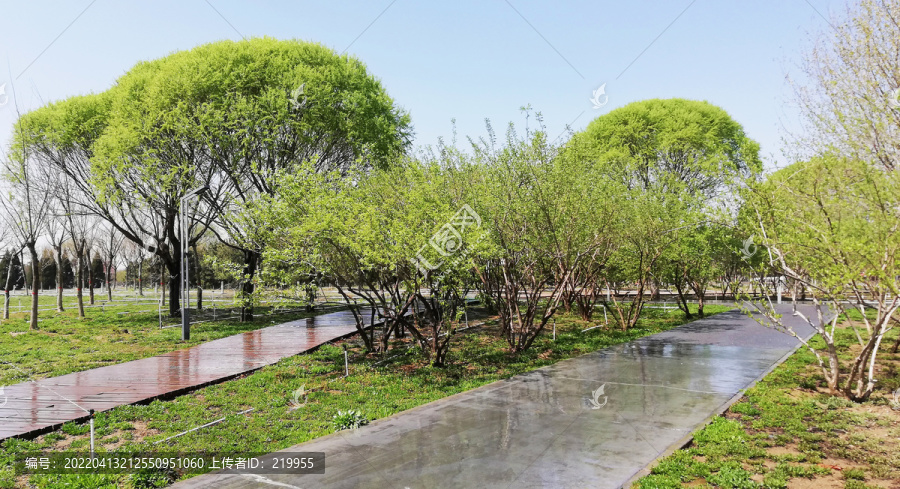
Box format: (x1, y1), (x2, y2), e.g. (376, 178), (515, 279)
(0, 304), (731, 488)
(0, 291), (338, 385)
(635, 311), (900, 489)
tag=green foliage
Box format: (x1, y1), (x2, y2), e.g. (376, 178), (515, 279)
(749, 155), (900, 296)
(463, 123), (627, 345)
(742, 154), (900, 401)
(14, 38), (413, 318)
(332, 410), (370, 431)
(706, 461), (757, 489)
(562, 99), (761, 330)
(91, 37), (411, 204)
(567, 98), (762, 199)
(731, 401), (762, 416)
(60, 421), (91, 436)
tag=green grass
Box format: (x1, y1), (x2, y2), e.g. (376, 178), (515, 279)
(0, 304), (731, 488)
(0, 291), (339, 385)
(635, 312), (900, 489)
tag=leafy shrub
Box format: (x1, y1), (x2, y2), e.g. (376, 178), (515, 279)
(60, 421), (90, 436)
(707, 461), (757, 489)
(332, 410), (369, 431)
(732, 402), (761, 416)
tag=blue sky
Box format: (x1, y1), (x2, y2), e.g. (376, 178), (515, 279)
(0, 0), (845, 168)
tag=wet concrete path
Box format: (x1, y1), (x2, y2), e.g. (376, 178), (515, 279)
(0, 307), (365, 441)
(173, 305), (817, 489)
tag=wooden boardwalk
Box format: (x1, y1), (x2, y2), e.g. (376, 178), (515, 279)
(0, 308), (365, 441)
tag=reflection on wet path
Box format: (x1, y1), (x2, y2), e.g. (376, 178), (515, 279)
(170, 306), (819, 489)
(0, 308), (366, 440)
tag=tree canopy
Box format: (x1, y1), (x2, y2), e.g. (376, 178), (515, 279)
(567, 98), (762, 199)
(12, 37), (413, 317)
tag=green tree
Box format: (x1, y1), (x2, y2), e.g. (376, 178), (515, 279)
(250, 154), (484, 365)
(742, 155), (899, 401)
(15, 93), (111, 317)
(463, 122), (622, 351)
(90, 253), (106, 289)
(250, 163), (398, 353)
(659, 222), (733, 318)
(2, 114), (54, 330)
(383, 158), (485, 365)
(566, 98), (762, 327)
(18, 38), (411, 318)
(602, 186), (695, 329)
(111, 37), (412, 320)
(568, 98), (761, 199)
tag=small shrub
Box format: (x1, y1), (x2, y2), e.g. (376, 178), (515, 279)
(732, 402), (761, 416)
(60, 422), (90, 436)
(820, 396), (854, 410)
(332, 410), (369, 431)
(843, 481), (871, 489)
(843, 468), (865, 481)
(762, 470), (788, 488)
(707, 461), (756, 489)
(636, 474), (683, 489)
(798, 377), (819, 390)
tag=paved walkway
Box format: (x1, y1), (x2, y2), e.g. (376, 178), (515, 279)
(0, 307), (365, 441)
(173, 305), (817, 489)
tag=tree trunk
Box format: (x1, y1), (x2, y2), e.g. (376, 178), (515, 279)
(27, 244), (39, 330)
(20, 249), (28, 292)
(137, 256), (144, 296)
(88, 256), (95, 305)
(106, 262), (113, 301)
(689, 280), (707, 317)
(76, 248), (85, 318)
(3, 251), (15, 320)
(672, 276), (692, 319)
(166, 259), (180, 317)
(54, 247), (64, 312)
(240, 249), (258, 322)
